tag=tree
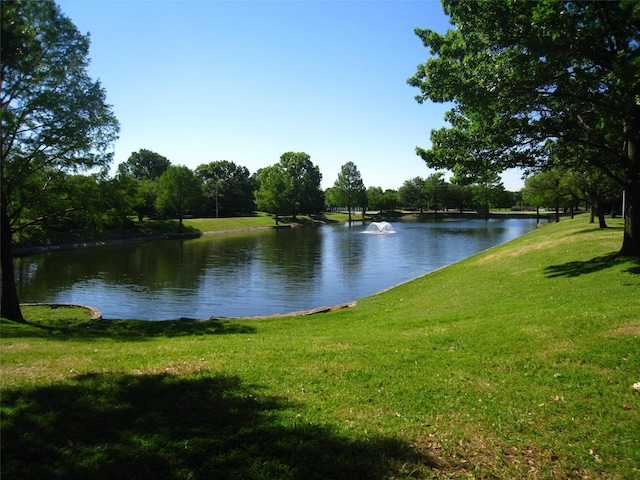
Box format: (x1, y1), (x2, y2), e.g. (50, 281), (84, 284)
(334, 162), (366, 222)
(399, 177), (427, 213)
(254, 153), (324, 221)
(279, 152), (324, 216)
(1, 0), (119, 322)
(195, 160), (256, 217)
(155, 166), (204, 233)
(409, 0), (640, 255)
(559, 166), (621, 228)
(423, 172), (447, 213)
(522, 171), (573, 223)
(58, 171), (136, 233)
(446, 182), (473, 213)
(255, 165), (292, 224)
(366, 186), (385, 212)
(117, 149), (170, 221)
(118, 149), (170, 181)
(381, 189), (399, 213)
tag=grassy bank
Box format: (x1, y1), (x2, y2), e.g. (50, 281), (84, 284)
(2, 217), (639, 479)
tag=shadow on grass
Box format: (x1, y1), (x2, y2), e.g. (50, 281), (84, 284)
(1, 373), (436, 479)
(0, 317), (256, 341)
(544, 252), (640, 278)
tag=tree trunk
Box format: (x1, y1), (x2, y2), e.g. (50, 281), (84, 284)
(620, 112), (640, 256)
(597, 210), (608, 229)
(1, 206), (25, 322)
(620, 183), (639, 256)
(593, 199), (608, 229)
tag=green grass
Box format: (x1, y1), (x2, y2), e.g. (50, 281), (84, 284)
(2, 216), (639, 479)
(182, 211), (351, 232)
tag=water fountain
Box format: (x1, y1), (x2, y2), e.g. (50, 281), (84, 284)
(363, 221), (396, 234)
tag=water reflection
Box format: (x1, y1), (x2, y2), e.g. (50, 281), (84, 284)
(15, 218), (538, 320)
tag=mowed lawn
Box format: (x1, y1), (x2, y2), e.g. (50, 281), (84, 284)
(1, 216), (639, 479)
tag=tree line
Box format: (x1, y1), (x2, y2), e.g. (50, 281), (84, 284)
(9, 146), (523, 240)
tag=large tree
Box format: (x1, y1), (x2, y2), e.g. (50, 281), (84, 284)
(522, 170), (573, 223)
(117, 149), (171, 221)
(398, 177), (427, 213)
(1, 0), (119, 322)
(423, 172), (447, 213)
(279, 152), (324, 216)
(255, 164), (292, 225)
(196, 160), (256, 217)
(254, 152), (324, 222)
(156, 166), (204, 233)
(409, 0), (640, 255)
(118, 149), (170, 181)
(334, 162), (366, 222)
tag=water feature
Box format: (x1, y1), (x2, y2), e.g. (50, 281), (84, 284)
(14, 218), (540, 320)
(363, 221), (396, 234)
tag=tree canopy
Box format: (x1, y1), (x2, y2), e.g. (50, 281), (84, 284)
(254, 152), (324, 223)
(1, 0), (119, 321)
(279, 152), (324, 216)
(196, 160), (256, 217)
(116, 149), (171, 221)
(408, 0), (640, 255)
(334, 162), (366, 221)
(156, 166), (204, 233)
(118, 149), (170, 181)
(255, 164), (291, 224)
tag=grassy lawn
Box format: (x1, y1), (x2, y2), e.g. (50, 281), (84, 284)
(183, 211), (351, 233)
(2, 216), (639, 479)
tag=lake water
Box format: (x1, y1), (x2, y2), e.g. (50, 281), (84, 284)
(14, 218), (539, 320)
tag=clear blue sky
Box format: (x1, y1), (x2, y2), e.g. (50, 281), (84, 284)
(57, 0), (524, 191)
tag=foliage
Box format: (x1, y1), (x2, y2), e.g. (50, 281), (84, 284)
(333, 162), (366, 221)
(116, 149), (171, 221)
(155, 166), (204, 233)
(445, 182), (473, 212)
(1, 0), (119, 321)
(365, 186), (385, 212)
(255, 164), (292, 224)
(522, 171), (573, 222)
(408, 0), (640, 255)
(2, 218), (639, 478)
(195, 160), (256, 217)
(398, 177), (426, 212)
(255, 153), (324, 222)
(562, 167), (622, 227)
(279, 152), (324, 215)
(422, 172), (447, 212)
(117, 149), (170, 181)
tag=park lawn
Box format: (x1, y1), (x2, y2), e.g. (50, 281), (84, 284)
(1, 216), (639, 479)
(182, 211), (351, 233)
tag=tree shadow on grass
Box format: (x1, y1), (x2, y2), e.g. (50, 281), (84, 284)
(1, 373), (437, 479)
(0, 317), (256, 341)
(544, 252), (640, 278)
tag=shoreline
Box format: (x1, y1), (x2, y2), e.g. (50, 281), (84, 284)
(12, 225), (280, 257)
(12, 211), (552, 257)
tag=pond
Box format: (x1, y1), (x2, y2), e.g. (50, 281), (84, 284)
(14, 218), (539, 320)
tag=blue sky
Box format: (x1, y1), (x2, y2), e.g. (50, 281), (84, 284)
(57, 0), (524, 191)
